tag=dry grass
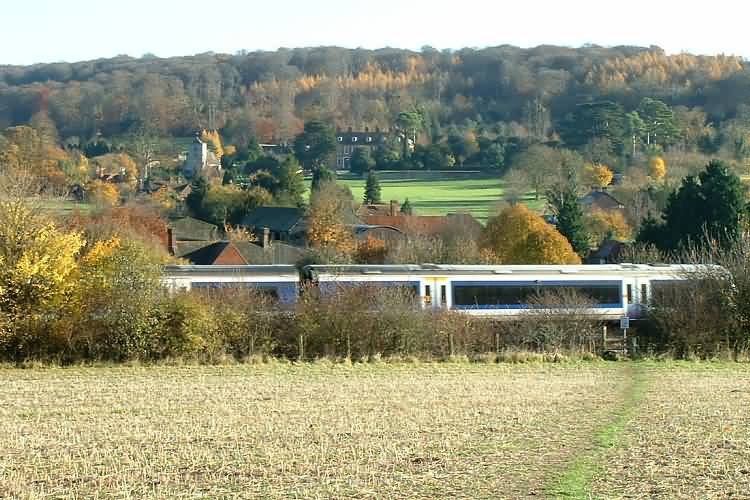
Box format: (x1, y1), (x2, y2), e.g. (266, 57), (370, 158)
(0, 362), (625, 499)
(591, 363), (750, 499)
(3, 362), (748, 499)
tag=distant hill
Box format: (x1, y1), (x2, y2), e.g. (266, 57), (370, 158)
(1, 45), (748, 146)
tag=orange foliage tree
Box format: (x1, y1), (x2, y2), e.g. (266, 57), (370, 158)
(355, 235), (387, 264)
(480, 204), (581, 264)
(307, 182), (355, 258)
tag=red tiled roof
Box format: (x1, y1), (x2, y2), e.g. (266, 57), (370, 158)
(362, 214), (481, 236)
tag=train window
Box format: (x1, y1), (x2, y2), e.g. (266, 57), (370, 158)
(452, 281), (622, 309)
(626, 284), (633, 304)
(319, 281), (419, 296)
(440, 285), (447, 306)
(641, 284), (648, 304)
(425, 285), (431, 298)
(650, 280), (687, 305)
(192, 282), (281, 299)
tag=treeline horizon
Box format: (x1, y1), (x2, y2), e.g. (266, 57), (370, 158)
(1, 44), (748, 146)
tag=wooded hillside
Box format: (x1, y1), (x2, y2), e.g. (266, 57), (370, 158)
(1, 45), (747, 145)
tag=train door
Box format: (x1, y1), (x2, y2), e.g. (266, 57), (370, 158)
(627, 278), (649, 318)
(422, 277), (450, 310)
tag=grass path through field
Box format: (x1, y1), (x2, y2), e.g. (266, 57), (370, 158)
(590, 363), (750, 499)
(550, 365), (647, 498)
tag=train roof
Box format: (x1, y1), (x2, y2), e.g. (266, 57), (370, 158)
(305, 263), (723, 277)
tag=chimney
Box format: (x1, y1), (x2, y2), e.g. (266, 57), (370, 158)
(167, 228), (176, 256)
(390, 200), (400, 216)
(261, 227), (271, 248)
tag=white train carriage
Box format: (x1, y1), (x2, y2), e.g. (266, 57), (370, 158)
(163, 265), (300, 304)
(304, 264), (716, 320)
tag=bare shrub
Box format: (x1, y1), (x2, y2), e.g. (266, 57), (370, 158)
(516, 288), (604, 353)
(645, 237), (745, 356)
(293, 284), (426, 359)
(198, 287), (279, 360)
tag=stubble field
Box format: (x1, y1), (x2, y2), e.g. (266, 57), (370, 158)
(1, 362), (748, 499)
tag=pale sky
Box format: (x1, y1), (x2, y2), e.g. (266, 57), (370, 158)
(1, 0), (748, 65)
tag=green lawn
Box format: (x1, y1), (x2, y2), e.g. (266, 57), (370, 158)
(38, 199), (95, 215)
(337, 173), (543, 221)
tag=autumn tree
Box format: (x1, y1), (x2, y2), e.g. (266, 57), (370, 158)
(355, 235), (388, 264)
(510, 145), (558, 200)
(649, 156), (667, 182)
(585, 209), (633, 245)
(87, 180), (120, 207)
(201, 129), (224, 160)
(581, 164), (614, 189)
(0, 197), (84, 359)
(307, 181), (355, 260)
(480, 204), (581, 264)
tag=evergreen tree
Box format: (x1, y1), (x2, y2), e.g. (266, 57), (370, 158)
(547, 171), (589, 257)
(400, 198), (414, 215)
(247, 136), (263, 163)
(185, 176), (208, 219)
(350, 147), (375, 175)
(363, 170), (382, 204)
(637, 160), (744, 251)
(294, 120), (336, 171)
(276, 156), (306, 207)
(311, 165), (335, 191)
(637, 97), (679, 147)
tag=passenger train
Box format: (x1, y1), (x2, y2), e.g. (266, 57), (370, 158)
(163, 263), (716, 321)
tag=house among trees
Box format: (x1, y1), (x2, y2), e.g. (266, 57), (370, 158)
(580, 190), (625, 213)
(335, 128), (387, 170)
(167, 216), (304, 265)
(585, 239), (627, 264)
(183, 135), (221, 180)
(241, 207), (308, 245)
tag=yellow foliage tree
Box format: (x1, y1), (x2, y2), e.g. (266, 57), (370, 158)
(87, 180), (120, 207)
(480, 204), (581, 264)
(307, 182), (355, 257)
(582, 164), (614, 189)
(585, 209), (633, 245)
(649, 156), (667, 181)
(0, 199), (84, 324)
(200, 129), (224, 160)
